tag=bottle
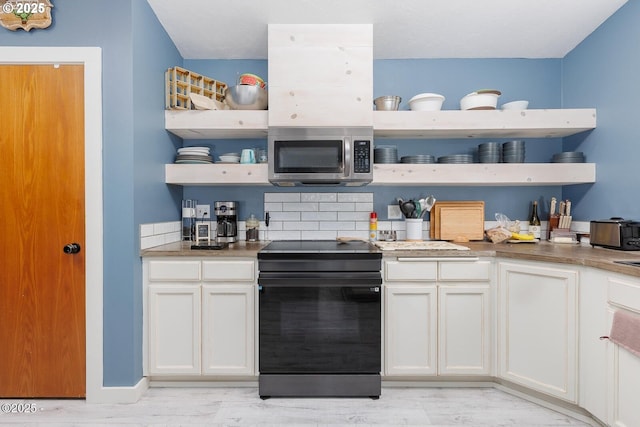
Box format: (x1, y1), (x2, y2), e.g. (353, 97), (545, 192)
(369, 212), (378, 242)
(246, 214), (260, 242)
(528, 201), (541, 239)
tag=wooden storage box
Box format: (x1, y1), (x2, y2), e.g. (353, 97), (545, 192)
(165, 66), (227, 110)
(430, 201), (485, 242)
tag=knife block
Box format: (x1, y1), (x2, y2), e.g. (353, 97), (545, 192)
(547, 214), (560, 240)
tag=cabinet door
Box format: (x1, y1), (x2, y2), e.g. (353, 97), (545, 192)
(607, 276), (640, 427)
(438, 285), (491, 375)
(148, 284), (201, 375)
(608, 333), (640, 427)
(498, 261), (578, 402)
(578, 267), (608, 423)
(202, 284), (255, 375)
(385, 285), (437, 375)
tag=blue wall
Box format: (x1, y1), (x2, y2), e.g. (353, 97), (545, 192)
(562, 0), (640, 221)
(0, 0), (181, 386)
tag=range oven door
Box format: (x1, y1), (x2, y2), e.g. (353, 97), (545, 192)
(258, 277), (381, 375)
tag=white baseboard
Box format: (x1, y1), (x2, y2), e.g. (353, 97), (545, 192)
(86, 377), (149, 404)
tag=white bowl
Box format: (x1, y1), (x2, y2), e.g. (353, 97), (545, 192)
(408, 93), (445, 111)
(460, 90), (501, 110)
(501, 100), (529, 110)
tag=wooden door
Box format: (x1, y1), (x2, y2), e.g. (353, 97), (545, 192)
(0, 64), (85, 397)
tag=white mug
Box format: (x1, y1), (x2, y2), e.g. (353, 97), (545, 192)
(240, 149), (255, 164)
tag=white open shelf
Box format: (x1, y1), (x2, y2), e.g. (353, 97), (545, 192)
(372, 108), (596, 139)
(165, 163), (595, 186)
(165, 110), (268, 139)
(164, 107), (597, 186)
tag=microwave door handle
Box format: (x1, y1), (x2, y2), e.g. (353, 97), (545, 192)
(344, 138), (352, 176)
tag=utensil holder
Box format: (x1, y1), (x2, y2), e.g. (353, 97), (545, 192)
(406, 218), (423, 241)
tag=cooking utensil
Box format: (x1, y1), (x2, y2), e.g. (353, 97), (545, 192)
(374, 95), (401, 111)
(399, 200), (416, 219)
(223, 85), (268, 110)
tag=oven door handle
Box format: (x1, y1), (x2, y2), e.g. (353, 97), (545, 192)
(258, 271), (382, 287)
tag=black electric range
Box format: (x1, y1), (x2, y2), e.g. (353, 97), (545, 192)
(257, 240), (382, 399)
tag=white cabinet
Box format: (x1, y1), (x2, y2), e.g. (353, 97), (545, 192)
(202, 284), (254, 375)
(438, 285), (490, 375)
(384, 258), (492, 377)
(606, 275), (640, 427)
(267, 24), (373, 128)
(498, 260), (578, 402)
(148, 284), (201, 375)
(385, 284), (438, 375)
(143, 258), (256, 378)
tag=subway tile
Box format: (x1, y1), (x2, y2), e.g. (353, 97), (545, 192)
(302, 230), (338, 240)
(302, 211), (338, 221)
(268, 211), (301, 221)
(264, 202), (283, 212)
(355, 222), (371, 231)
(355, 202), (374, 212)
(301, 192), (337, 202)
(320, 221), (355, 231)
(319, 202), (355, 212)
(338, 211), (370, 221)
(282, 202), (319, 212)
(140, 223), (154, 237)
(264, 193), (300, 203)
(377, 221), (392, 231)
(266, 230), (301, 241)
(284, 221), (319, 231)
(264, 221), (283, 231)
(338, 193), (373, 203)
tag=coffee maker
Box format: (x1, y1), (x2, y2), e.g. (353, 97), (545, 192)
(214, 201), (238, 243)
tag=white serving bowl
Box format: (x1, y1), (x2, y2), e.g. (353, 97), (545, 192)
(460, 90), (501, 110)
(501, 100), (529, 110)
(408, 93), (445, 111)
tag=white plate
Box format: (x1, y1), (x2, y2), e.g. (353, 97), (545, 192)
(175, 159), (213, 164)
(189, 93), (217, 110)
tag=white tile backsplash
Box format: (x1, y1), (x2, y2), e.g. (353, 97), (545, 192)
(264, 192), (374, 240)
(140, 221), (181, 249)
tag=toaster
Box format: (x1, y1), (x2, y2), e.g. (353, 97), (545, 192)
(590, 218), (640, 250)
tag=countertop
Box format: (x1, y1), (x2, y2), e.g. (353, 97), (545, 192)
(140, 240), (640, 278)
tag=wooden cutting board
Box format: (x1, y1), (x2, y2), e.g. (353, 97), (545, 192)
(430, 201), (485, 241)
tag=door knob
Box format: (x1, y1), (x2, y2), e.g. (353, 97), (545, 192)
(63, 243), (81, 254)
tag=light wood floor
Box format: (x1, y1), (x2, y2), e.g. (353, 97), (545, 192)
(0, 386), (596, 426)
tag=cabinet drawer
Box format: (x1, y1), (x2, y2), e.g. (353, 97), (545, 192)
(439, 261), (491, 281)
(385, 260), (438, 282)
(148, 260), (201, 281)
(608, 277), (640, 313)
(202, 259), (256, 282)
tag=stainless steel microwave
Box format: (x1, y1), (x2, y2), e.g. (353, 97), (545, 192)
(268, 128), (374, 186)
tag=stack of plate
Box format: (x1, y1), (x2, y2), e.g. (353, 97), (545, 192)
(502, 140), (525, 163)
(218, 152), (241, 163)
(175, 146), (213, 164)
(374, 145), (398, 163)
(551, 151), (585, 163)
(400, 154), (435, 164)
(438, 154), (474, 164)
(477, 142), (501, 163)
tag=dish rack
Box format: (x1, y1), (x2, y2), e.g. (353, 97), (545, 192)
(165, 66), (227, 110)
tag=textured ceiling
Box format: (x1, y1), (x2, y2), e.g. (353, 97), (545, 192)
(147, 0), (627, 60)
